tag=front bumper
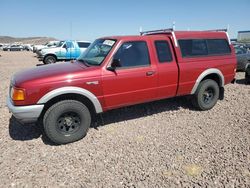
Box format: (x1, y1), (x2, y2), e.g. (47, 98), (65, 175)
(6, 96), (44, 124)
(36, 51), (44, 60)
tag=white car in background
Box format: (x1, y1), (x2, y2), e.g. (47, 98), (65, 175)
(33, 41), (59, 53)
(23, 44), (33, 51)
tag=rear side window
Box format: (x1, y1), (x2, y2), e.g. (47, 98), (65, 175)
(179, 39), (231, 58)
(78, 42), (91, 48)
(155, 41), (173, 63)
(114, 41), (150, 68)
(207, 39), (231, 54)
(179, 39), (208, 57)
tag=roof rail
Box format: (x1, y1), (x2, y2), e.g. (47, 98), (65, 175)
(140, 28), (173, 36)
(140, 28), (178, 47)
(203, 29), (231, 44)
(204, 29), (228, 32)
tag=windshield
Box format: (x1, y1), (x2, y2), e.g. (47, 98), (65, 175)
(77, 39), (116, 65)
(56, 41), (65, 47)
(235, 47), (247, 55)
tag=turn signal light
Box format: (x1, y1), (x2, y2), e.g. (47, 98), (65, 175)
(11, 87), (25, 101)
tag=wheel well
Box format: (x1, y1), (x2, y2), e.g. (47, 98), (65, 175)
(201, 73), (222, 87)
(245, 63), (250, 71)
(39, 93), (96, 119)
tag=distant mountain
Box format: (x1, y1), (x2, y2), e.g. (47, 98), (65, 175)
(0, 36), (58, 45)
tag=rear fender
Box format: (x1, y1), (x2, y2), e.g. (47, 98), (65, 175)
(191, 68), (224, 94)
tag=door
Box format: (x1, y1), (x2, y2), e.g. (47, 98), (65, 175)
(60, 41), (78, 60)
(152, 37), (179, 98)
(102, 40), (158, 110)
(65, 41), (77, 59)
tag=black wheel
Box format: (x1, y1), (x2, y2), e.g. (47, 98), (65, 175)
(191, 79), (219, 111)
(44, 55), (56, 64)
(43, 100), (91, 144)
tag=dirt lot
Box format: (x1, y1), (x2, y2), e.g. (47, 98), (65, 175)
(0, 51), (249, 187)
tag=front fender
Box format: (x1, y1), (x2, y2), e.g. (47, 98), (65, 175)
(37, 86), (103, 113)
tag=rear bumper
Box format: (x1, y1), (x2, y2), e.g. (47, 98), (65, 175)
(6, 96), (44, 124)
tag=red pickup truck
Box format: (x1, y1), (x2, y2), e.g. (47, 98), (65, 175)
(7, 29), (236, 144)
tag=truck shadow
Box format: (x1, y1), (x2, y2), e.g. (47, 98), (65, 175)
(9, 116), (42, 141)
(92, 96), (192, 129)
(36, 63), (45, 66)
(235, 78), (247, 85)
(9, 96), (193, 145)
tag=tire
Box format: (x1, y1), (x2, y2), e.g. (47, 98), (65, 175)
(245, 70), (250, 84)
(43, 100), (91, 144)
(44, 55), (56, 64)
(191, 79), (219, 111)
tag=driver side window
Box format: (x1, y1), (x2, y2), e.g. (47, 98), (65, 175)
(66, 42), (74, 48)
(114, 41), (150, 68)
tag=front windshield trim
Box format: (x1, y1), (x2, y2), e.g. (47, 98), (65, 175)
(77, 38), (117, 66)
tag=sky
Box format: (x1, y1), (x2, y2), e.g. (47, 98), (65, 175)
(0, 0), (249, 41)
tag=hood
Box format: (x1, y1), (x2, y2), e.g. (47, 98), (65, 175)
(13, 61), (92, 87)
(41, 46), (58, 50)
(40, 46), (60, 53)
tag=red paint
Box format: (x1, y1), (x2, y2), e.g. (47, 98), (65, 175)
(11, 31), (236, 112)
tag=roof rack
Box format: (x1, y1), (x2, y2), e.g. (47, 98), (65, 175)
(204, 29), (231, 44)
(139, 28), (231, 46)
(140, 28), (173, 36)
(203, 29), (228, 32)
(140, 27), (178, 47)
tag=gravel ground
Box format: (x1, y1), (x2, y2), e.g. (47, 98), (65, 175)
(0, 51), (249, 187)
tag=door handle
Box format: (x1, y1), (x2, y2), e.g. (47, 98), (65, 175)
(146, 71), (156, 76)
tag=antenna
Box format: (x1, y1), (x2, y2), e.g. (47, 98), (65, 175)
(70, 21), (72, 39)
(69, 21), (72, 60)
(139, 26), (142, 33)
(172, 21), (176, 31)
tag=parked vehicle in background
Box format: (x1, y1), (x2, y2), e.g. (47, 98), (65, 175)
(0, 44), (9, 51)
(245, 65), (250, 84)
(37, 40), (91, 64)
(33, 41), (59, 53)
(3, 44), (24, 51)
(7, 29), (236, 144)
(23, 44), (33, 51)
(234, 46), (250, 71)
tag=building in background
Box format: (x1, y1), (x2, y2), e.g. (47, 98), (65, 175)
(237, 31), (250, 42)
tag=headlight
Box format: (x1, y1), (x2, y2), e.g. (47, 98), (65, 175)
(10, 87), (25, 101)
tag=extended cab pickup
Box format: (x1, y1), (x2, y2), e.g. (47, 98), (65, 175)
(7, 29), (236, 144)
(37, 40), (91, 64)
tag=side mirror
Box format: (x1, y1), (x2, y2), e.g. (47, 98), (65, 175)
(63, 44), (67, 49)
(107, 59), (121, 71)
